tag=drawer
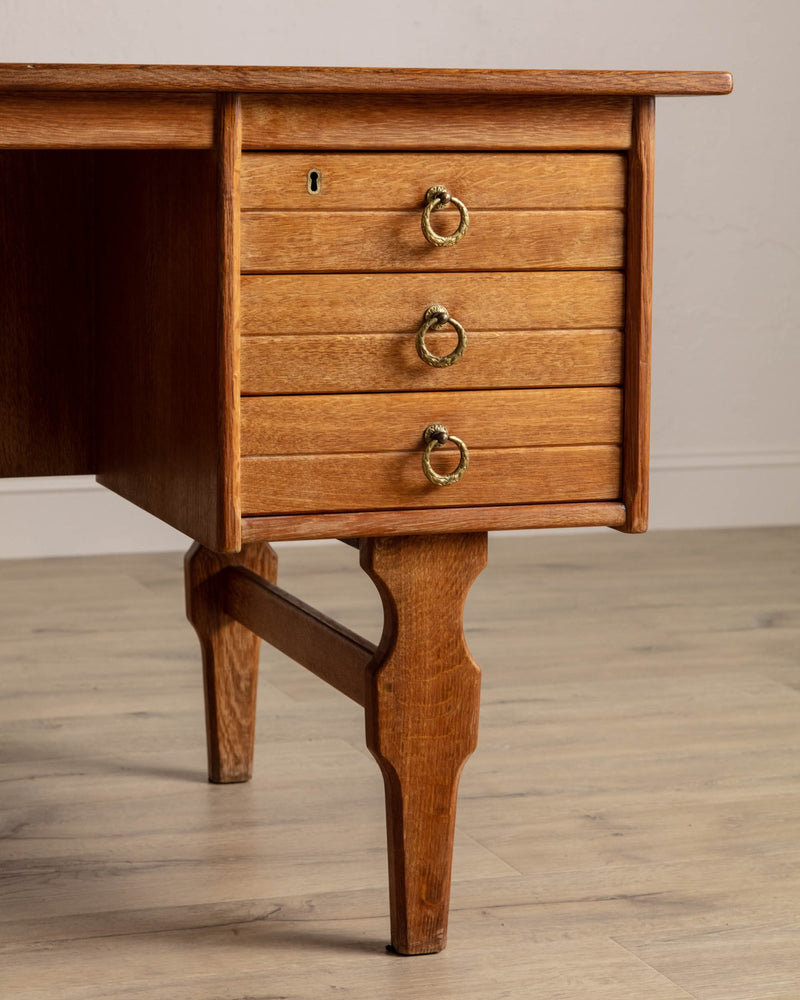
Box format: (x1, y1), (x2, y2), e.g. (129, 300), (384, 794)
(240, 388), (622, 515)
(240, 272), (623, 394)
(240, 152), (625, 273)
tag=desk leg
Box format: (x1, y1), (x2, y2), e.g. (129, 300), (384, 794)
(185, 541), (277, 783)
(360, 533), (487, 955)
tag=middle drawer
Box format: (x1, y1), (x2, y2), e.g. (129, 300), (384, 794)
(240, 271), (624, 395)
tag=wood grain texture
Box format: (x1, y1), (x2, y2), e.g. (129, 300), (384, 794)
(222, 567), (374, 707)
(241, 445), (621, 515)
(361, 532), (488, 954)
(241, 209), (625, 273)
(241, 272), (625, 335)
(95, 100), (239, 550)
(241, 501), (627, 541)
(0, 64), (734, 94)
(241, 152), (626, 210)
(215, 94), (243, 550)
(241, 94), (633, 150)
(94, 149), (222, 547)
(185, 541), (278, 783)
(0, 92), (214, 148)
(241, 389), (622, 456)
(241, 329), (623, 394)
(619, 96), (655, 534)
(0, 151), (94, 476)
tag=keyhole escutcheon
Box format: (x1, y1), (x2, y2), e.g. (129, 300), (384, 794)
(307, 168), (322, 194)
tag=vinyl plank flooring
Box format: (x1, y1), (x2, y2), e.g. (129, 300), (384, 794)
(616, 923), (800, 1000)
(0, 527), (798, 998)
(0, 912), (698, 1000)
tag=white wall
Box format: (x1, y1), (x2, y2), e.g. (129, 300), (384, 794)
(1, 0), (798, 556)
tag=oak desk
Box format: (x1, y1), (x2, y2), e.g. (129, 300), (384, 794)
(0, 65), (731, 955)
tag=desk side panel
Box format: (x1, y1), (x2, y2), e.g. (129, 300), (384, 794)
(0, 150), (94, 477)
(94, 138), (238, 550)
(618, 96), (654, 533)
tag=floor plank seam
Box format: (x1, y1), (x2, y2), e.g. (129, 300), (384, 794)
(609, 937), (700, 999)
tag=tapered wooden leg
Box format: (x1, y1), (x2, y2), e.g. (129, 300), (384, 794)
(185, 541), (277, 783)
(360, 533), (488, 955)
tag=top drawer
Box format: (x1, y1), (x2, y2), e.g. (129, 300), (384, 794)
(240, 152), (626, 273)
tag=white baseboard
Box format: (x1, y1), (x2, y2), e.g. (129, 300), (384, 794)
(0, 477), (190, 559)
(648, 451), (800, 530)
(0, 453), (798, 559)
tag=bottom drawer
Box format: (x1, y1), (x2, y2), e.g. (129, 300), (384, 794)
(240, 388), (621, 516)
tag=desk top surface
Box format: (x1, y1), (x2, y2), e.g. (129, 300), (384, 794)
(0, 64), (732, 96)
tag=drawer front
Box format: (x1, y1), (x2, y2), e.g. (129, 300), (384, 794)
(240, 389), (622, 515)
(240, 272), (624, 394)
(240, 151), (624, 273)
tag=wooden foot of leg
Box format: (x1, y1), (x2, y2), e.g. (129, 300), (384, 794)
(185, 541), (277, 783)
(360, 533), (488, 955)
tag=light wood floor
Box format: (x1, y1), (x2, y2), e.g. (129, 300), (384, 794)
(0, 527), (798, 999)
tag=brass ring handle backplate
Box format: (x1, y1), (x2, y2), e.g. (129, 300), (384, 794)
(421, 423), (470, 487)
(416, 304), (467, 367)
(421, 185), (470, 247)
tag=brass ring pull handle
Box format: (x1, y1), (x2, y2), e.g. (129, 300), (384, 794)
(416, 304), (467, 368)
(421, 185), (470, 248)
(421, 423), (470, 487)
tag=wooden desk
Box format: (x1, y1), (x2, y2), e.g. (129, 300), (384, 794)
(0, 64), (731, 955)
